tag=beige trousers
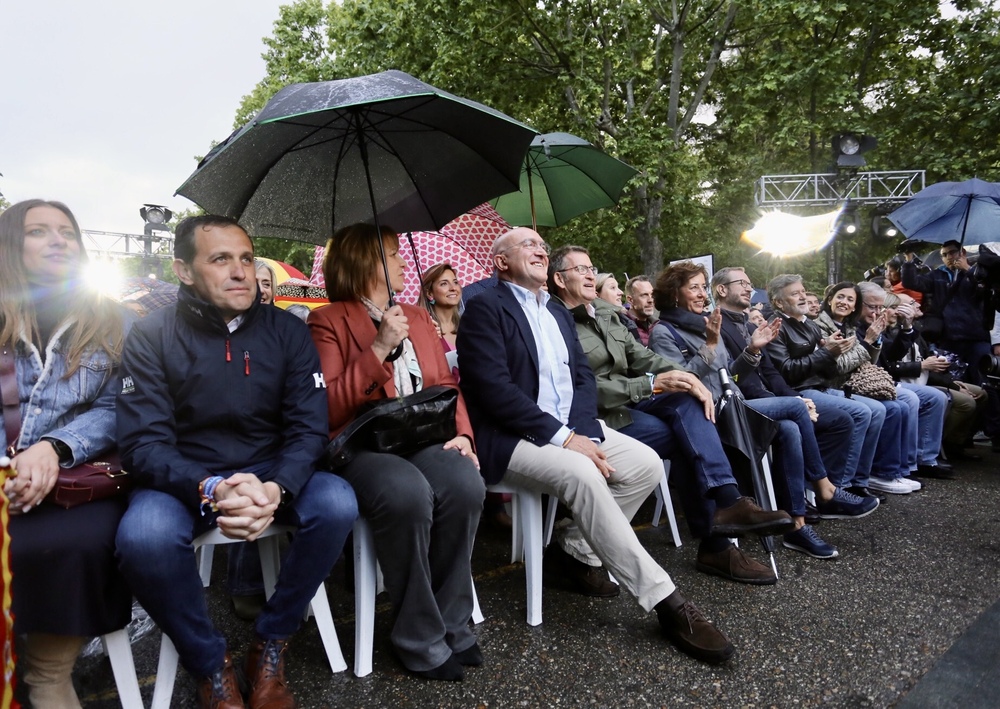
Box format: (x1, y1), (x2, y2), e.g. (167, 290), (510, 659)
(505, 422), (675, 611)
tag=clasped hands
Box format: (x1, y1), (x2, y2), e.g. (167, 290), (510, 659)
(4, 441), (61, 514)
(214, 473), (283, 541)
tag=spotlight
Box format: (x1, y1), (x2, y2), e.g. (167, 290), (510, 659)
(871, 205), (899, 241)
(837, 202), (860, 237)
(139, 204), (172, 225)
(831, 133), (877, 169)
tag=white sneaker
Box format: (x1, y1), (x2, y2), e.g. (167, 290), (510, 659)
(867, 477), (913, 495)
(899, 477), (922, 492)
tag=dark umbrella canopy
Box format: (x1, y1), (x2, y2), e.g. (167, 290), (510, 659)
(887, 178), (1000, 246)
(176, 70), (537, 244)
(489, 132), (638, 228)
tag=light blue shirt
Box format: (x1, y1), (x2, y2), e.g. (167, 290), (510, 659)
(503, 281), (574, 446)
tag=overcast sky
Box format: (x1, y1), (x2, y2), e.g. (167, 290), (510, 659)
(1, 1), (288, 234)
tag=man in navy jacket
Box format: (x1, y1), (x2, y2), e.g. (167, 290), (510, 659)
(458, 228), (791, 666)
(115, 215), (357, 709)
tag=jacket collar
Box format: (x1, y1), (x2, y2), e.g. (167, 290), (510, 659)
(176, 285), (262, 335)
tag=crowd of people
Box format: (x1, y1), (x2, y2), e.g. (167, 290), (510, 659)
(2, 197), (997, 708)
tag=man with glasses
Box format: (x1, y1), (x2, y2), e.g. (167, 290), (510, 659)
(856, 282), (951, 479)
(458, 229), (795, 665)
(541, 246), (797, 581)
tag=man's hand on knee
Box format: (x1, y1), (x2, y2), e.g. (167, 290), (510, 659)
(565, 435), (615, 479)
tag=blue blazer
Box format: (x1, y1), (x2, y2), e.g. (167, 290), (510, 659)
(457, 281), (603, 484)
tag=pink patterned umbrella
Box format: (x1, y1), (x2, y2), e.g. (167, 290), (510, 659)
(308, 204), (509, 304)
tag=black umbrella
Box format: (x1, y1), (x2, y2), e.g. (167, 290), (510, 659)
(716, 368), (781, 574)
(176, 69), (537, 305)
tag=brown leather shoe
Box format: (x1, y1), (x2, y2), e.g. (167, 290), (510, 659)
(244, 638), (296, 709)
(543, 543), (620, 598)
(655, 590), (735, 665)
(197, 653), (246, 709)
(696, 544), (777, 585)
(711, 497), (794, 537)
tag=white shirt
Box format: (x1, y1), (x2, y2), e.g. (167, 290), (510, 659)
(503, 281), (574, 446)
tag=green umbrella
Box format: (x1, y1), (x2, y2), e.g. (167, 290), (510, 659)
(489, 132), (638, 229)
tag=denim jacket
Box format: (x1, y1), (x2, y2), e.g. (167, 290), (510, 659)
(1, 316), (128, 466)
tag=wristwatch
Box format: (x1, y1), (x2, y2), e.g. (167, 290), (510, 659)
(277, 485), (293, 509)
(41, 437), (72, 465)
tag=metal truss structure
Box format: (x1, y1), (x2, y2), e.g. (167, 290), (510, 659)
(755, 170), (926, 208)
(81, 229), (174, 260)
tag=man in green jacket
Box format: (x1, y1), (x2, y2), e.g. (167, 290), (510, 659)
(548, 244), (783, 585)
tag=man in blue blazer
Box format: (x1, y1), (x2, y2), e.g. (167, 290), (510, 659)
(459, 228), (787, 665)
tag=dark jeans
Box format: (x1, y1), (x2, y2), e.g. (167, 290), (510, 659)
(116, 468), (358, 678)
(621, 392), (736, 538)
(338, 444), (485, 672)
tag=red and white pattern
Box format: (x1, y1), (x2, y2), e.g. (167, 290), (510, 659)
(307, 204), (510, 304)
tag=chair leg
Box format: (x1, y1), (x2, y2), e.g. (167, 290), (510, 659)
(307, 582), (347, 673)
(659, 464), (682, 548)
(471, 579), (484, 625)
(150, 633), (179, 709)
(510, 495), (523, 564)
(196, 543), (214, 587)
(519, 492), (544, 627)
(353, 519), (378, 678)
(101, 629), (143, 709)
(542, 495), (557, 548)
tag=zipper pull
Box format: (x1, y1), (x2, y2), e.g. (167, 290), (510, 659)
(225, 339), (231, 362)
(244, 351), (250, 376)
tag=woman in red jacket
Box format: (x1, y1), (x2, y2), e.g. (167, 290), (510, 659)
(308, 223), (485, 682)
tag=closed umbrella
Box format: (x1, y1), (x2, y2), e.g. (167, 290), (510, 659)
(716, 368), (781, 575)
(489, 132), (638, 229)
(887, 178), (1000, 246)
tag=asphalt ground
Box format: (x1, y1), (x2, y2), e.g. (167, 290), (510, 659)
(48, 442), (1000, 708)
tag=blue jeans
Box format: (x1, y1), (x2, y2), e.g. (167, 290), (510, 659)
(622, 392), (736, 538)
(116, 468), (358, 678)
(744, 397), (827, 518)
(801, 389), (882, 488)
(899, 383), (947, 466)
(865, 397), (906, 480)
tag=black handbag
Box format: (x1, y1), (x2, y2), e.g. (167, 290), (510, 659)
(325, 385), (459, 469)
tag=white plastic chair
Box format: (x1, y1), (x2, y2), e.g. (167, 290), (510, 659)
(99, 628), (143, 709)
(486, 482), (544, 626)
(651, 460), (682, 547)
(352, 517), (482, 677)
(150, 525), (346, 709)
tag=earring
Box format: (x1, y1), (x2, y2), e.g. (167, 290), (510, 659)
(428, 297), (436, 305)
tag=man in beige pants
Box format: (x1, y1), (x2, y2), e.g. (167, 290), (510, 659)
(458, 228), (793, 665)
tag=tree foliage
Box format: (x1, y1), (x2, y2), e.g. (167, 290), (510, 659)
(230, 0), (1000, 290)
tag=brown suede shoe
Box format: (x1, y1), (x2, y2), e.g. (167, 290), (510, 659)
(655, 590), (735, 665)
(696, 545), (777, 585)
(244, 638), (296, 709)
(711, 497), (794, 537)
(543, 543), (620, 598)
(197, 653), (246, 709)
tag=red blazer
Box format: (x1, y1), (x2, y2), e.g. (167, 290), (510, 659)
(308, 300), (474, 444)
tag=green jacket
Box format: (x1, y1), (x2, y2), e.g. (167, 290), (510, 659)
(568, 297), (686, 430)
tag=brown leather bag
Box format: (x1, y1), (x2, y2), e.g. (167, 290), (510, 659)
(1, 342), (131, 509)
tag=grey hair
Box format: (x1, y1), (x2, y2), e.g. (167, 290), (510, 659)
(547, 244), (590, 295)
(767, 274), (804, 310)
(624, 275), (651, 296)
(857, 281), (885, 301)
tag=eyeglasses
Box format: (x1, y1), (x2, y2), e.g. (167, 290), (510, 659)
(501, 238), (551, 255)
(863, 302), (885, 312)
(725, 279), (753, 290)
(558, 265), (599, 276)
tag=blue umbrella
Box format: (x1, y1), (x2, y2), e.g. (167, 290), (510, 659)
(887, 178), (1000, 246)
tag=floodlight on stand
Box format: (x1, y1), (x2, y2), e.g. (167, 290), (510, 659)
(831, 133), (877, 168)
(836, 202), (860, 237)
(139, 204), (172, 225)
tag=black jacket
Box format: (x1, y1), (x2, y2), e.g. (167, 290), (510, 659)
(901, 262), (991, 342)
(766, 312), (839, 391)
(718, 309), (799, 399)
(117, 286), (329, 508)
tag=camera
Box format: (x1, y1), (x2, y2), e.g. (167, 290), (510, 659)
(980, 354), (1000, 381)
(864, 264), (886, 280)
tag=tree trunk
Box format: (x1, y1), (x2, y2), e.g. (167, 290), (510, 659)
(633, 183), (664, 276)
